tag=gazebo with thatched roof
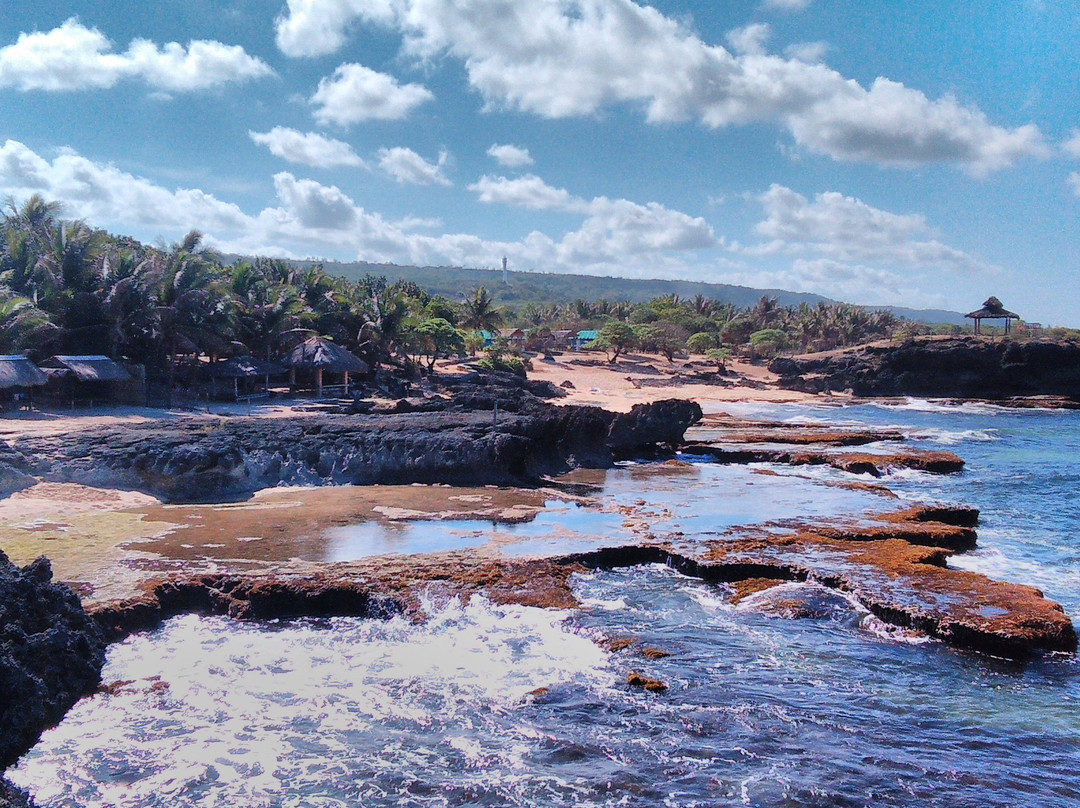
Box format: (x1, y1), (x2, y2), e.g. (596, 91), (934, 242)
(0, 355), (47, 409)
(207, 356), (287, 401)
(39, 355), (134, 408)
(284, 337), (369, 398)
(966, 297), (1020, 335)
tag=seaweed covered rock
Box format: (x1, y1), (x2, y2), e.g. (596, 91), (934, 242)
(0, 552), (106, 769)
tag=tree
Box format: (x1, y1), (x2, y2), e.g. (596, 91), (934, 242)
(687, 331), (720, 355)
(591, 320), (637, 363)
(0, 291), (58, 355)
(404, 317), (465, 370)
(460, 286), (505, 333)
(705, 347), (733, 373)
(749, 328), (788, 359)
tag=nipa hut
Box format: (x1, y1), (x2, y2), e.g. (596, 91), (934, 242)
(207, 356), (286, 402)
(39, 355), (133, 407)
(0, 355), (47, 409)
(965, 296), (1020, 335)
(284, 337), (369, 398)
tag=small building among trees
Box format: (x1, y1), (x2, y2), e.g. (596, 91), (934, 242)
(39, 355), (134, 407)
(0, 355), (47, 410)
(285, 337), (369, 398)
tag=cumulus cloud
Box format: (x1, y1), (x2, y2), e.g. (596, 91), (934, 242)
(750, 183), (989, 271)
(469, 172), (718, 263)
(0, 139), (722, 280)
(273, 0), (1045, 173)
(468, 174), (586, 211)
(487, 143), (534, 168)
(311, 63), (433, 126)
(762, 0), (813, 11)
(0, 18), (273, 92)
(249, 127), (366, 168)
(1063, 131), (1080, 159)
(377, 147), (451, 186)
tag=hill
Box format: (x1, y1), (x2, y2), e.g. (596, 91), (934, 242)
(263, 258), (965, 324)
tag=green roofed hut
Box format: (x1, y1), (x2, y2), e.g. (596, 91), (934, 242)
(965, 296), (1020, 335)
(284, 337), (369, 398)
(0, 355), (47, 409)
(39, 355), (133, 407)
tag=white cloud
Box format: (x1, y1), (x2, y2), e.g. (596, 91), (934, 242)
(1069, 172), (1080, 197)
(468, 174), (586, 211)
(784, 41), (828, 63)
(274, 0), (1046, 173)
(0, 139), (721, 281)
(378, 147), (451, 186)
(750, 183), (990, 272)
(469, 172), (718, 263)
(0, 18), (273, 92)
(762, 0), (813, 11)
(249, 127), (366, 168)
(276, 0), (398, 58)
(487, 143), (534, 168)
(311, 63), (433, 126)
(1063, 131), (1080, 159)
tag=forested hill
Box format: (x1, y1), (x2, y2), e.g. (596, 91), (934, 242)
(254, 258), (966, 326)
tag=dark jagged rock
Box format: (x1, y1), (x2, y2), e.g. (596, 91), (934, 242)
(7, 399), (699, 503)
(607, 399), (703, 456)
(0, 778), (34, 808)
(0, 552), (106, 770)
(679, 443), (965, 477)
(770, 337), (1080, 399)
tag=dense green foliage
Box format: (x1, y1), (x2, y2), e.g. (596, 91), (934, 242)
(3, 197), (1027, 394)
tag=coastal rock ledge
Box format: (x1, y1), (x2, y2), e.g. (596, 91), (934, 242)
(6, 399), (702, 503)
(770, 337), (1080, 399)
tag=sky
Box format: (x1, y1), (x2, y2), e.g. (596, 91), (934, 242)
(1, 0), (1078, 324)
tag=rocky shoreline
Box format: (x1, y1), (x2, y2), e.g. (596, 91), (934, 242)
(770, 337), (1080, 400)
(1, 398), (702, 503)
(2, 388), (1078, 804)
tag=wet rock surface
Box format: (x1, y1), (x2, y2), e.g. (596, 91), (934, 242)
(770, 337), (1080, 399)
(85, 499), (1075, 661)
(5, 399), (702, 503)
(0, 551), (106, 771)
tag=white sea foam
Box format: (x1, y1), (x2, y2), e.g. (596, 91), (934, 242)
(904, 427), (1000, 445)
(13, 599), (615, 808)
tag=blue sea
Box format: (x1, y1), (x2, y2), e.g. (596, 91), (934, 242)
(12, 401), (1080, 807)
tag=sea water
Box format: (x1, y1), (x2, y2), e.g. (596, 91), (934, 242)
(12, 402), (1080, 807)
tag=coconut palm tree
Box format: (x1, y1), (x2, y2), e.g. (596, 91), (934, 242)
(460, 286), (505, 333)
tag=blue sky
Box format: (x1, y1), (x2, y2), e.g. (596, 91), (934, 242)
(2, 0), (1078, 323)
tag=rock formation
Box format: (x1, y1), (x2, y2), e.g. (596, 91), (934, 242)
(770, 337), (1080, 399)
(6, 399), (702, 503)
(0, 552), (106, 770)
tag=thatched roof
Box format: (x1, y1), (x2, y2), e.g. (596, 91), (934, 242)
(0, 355), (47, 389)
(208, 356), (287, 378)
(41, 356), (132, 382)
(284, 337), (369, 374)
(966, 296), (1019, 320)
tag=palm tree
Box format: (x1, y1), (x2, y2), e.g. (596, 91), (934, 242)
(0, 290), (58, 355)
(460, 286), (505, 333)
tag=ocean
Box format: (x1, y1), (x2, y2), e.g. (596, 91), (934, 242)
(12, 401), (1080, 807)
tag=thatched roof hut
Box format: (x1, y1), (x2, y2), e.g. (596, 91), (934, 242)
(208, 356), (286, 378)
(40, 355), (132, 382)
(207, 356), (287, 402)
(965, 297), (1020, 334)
(0, 355), (47, 390)
(284, 337), (369, 397)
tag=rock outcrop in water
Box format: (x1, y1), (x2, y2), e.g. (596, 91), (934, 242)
(769, 337), (1080, 400)
(6, 399), (702, 503)
(0, 552), (106, 770)
(86, 501), (1076, 660)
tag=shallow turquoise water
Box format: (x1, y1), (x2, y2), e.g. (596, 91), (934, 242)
(14, 401), (1080, 807)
